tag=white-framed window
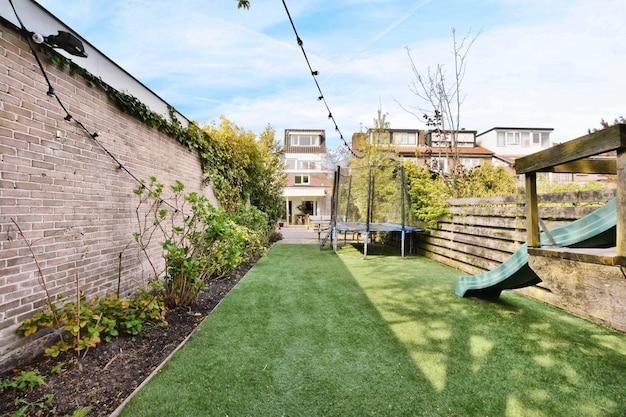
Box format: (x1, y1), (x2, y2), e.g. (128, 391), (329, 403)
(291, 134), (320, 147)
(522, 132), (530, 147)
(431, 132), (451, 147)
(506, 132), (520, 145)
(370, 131), (391, 145)
(532, 132), (550, 147)
(294, 174), (310, 185)
(461, 158), (481, 170)
(393, 132), (417, 145)
(285, 159), (296, 170)
(430, 157), (448, 173)
(497, 132), (505, 146)
(297, 160), (318, 170)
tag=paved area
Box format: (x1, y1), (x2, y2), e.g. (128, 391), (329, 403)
(276, 225), (329, 244)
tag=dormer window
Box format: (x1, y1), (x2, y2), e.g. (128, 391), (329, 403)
(291, 134), (320, 147)
(393, 132), (417, 145)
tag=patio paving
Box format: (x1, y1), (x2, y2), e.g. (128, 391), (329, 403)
(276, 225), (327, 244)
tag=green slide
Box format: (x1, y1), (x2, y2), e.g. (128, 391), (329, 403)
(456, 198), (617, 298)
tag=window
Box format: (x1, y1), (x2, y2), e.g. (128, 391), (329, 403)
(522, 132), (530, 147)
(506, 132), (520, 145)
(532, 132), (550, 147)
(393, 132), (417, 145)
(285, 159), (296, 170)
(294, 174), (310, 185)
(461, 158), (481, 170)
(430, 157), (448, 173)
(497, 132), (505, 146)
(297, 161), (318, 170)
(291, 135), (320, 146)
(431, 132), (451, 147)
(370, 131), (390, 144)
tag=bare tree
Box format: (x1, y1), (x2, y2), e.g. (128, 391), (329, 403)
(398, 28), (479, 177)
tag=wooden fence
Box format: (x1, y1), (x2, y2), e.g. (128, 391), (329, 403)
(415, 189), (617, 275)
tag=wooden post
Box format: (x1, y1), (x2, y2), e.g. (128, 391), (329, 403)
(525, 172), (539, 247)
(617, 147), (625, 256)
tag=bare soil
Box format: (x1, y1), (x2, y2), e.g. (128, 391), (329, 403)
(0, 256), (260, 417)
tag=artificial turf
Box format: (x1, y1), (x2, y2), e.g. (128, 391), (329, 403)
(118, 244), (626, 417)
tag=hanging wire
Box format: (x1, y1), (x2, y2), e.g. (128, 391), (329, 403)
(280, 0), (359, 158)
(8, 0), (182, 214)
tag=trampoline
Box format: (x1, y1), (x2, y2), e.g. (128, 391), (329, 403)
(322, 160), (424, 258)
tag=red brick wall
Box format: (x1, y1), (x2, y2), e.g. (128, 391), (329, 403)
(285, 172), (331, 187)
(0, 22), (212, 371)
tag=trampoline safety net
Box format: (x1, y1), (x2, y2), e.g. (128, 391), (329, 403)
(323, 158), (424, 257)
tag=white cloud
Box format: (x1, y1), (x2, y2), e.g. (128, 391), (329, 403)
(36, 0), (626, 149)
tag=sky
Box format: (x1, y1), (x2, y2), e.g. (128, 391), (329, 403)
(34, 0), (626, 150)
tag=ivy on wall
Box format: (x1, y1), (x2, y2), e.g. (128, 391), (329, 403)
(44, 49), (283, 219)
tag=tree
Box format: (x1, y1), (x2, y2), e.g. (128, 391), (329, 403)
(346, 109), (404, 224)
(237, 0), (250, 10)
(249, 124), (287, 225)
(398, 28), (479, 181)
(588, 116), (625, 133)
(201, 117), (285, 225)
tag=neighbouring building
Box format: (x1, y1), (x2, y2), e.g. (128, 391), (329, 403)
(282, 129), (332, 224)
(352, 128), (493, 173)
(476, 127), (615, 184)
(476, 127), (554, 168)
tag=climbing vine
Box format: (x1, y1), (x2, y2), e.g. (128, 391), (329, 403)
(44, 48), (284, 222)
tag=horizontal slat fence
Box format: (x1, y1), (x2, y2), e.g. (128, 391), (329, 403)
(416, 189), (617, 275)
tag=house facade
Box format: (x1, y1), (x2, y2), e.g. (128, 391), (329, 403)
(354, 128), (493, 174)
(476, 127), (554, 164)
(282, 129), (332, 224)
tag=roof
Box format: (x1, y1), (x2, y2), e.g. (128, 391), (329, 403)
(477, 127), (554, 136)
(410, 145), (494, 156)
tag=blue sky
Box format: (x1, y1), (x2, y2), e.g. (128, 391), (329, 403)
(34, 0), (626, 149)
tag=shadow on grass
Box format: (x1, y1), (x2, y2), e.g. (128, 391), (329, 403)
(118, 244), (626, 417)
(339, 244), (626, 416)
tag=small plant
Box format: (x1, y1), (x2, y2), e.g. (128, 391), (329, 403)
(13, 393), (55, 417)
(0, 369), (45, 392)
(18, 289), (166, 357)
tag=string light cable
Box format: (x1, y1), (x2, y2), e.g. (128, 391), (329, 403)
(8, 0), (181, 214)
(280, 0), (359, 158)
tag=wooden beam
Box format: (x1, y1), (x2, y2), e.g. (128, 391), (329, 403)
(617, 147), (625, 257)
(516, 124), (626, 174)
(525, 172), (539, 247)
(547, 159), (617, 174)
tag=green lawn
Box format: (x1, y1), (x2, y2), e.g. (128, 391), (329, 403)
(118, 244), (626, 417)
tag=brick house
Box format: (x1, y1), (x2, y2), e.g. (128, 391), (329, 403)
(282, 129), (332, 225)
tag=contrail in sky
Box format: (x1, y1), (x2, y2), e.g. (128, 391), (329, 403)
(363, 0), (434, 52)
(323, 0), (433, 81)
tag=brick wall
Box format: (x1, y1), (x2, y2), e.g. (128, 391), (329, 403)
(0, 21), (213, 371)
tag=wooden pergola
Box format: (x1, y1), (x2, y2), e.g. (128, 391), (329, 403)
(515, 124), (625, 262)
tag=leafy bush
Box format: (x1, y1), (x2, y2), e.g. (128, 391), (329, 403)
(455, 163), (518, 198)
(404, 163), (452, 229)
(134, 179), (271, 308)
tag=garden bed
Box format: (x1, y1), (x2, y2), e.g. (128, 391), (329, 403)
(0, 258), (256, 417)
